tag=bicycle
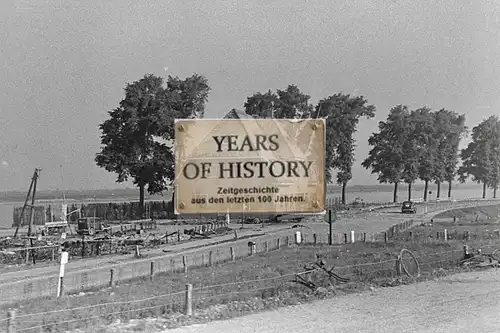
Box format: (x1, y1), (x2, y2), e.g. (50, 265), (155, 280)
(460, 247), (500, 269)
(281, 256), (350, 292)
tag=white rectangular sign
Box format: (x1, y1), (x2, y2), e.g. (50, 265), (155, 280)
(174, 118), (325, 214)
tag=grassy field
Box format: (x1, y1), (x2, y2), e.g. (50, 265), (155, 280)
(434, 204), (500, 221)
(5, 215), (500, 333)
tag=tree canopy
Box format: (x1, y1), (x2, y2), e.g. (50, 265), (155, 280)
(363, 106), (467, 202)
(316, 93), (375, 204)
(459, 116), (500, 198)
(95, 73), (210, 212)
(362, 105), (411, 202)
(244, 87), (375, 204)
(243, 85), (313, 119)
(96, 74), (500, 208)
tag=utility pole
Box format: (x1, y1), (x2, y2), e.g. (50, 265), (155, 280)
(14, 168), (41, 238)
(27, 168), (40, 238)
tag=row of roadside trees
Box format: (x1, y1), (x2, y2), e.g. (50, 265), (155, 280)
(363, 106), (467, 203)
(364, 108), (500, 202)
(95, 73), (500, 213)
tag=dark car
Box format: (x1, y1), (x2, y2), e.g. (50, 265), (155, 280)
(401, 201), (416, 214)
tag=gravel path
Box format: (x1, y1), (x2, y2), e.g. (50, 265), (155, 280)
(166, 269), (500, 333)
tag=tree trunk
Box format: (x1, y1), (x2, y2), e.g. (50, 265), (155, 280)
(448, 180), (452, 198)
(482, 182), (487, 199)
(341, 182), (347, 205)
(139, 183), (145, 218)
(393, 182), (398, 203)
(423, 180), (429, 201)
(436, 182), (441, 199)
(407, 182), (412, 201)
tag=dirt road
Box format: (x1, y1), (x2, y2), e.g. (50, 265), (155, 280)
(166, 269), (500, 333)
(0, 224), (273, 284)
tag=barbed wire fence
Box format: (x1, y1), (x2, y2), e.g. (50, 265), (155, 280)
(3, 198), (500, 332)
(4, 238), (498, 333)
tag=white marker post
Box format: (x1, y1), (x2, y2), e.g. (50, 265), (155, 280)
(57, 251), (68, 297)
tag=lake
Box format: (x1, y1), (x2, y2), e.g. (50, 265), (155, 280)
(0, 185), (492, 229)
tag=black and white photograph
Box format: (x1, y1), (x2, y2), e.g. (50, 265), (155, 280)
(1, 0), (500, 332)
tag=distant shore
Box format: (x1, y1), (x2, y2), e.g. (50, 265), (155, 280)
(0, 183), (481, 203)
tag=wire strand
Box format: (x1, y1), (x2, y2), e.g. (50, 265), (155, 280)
(14, 289), (185, 319)
(7, 242), (493, 324)
(16, 301), (177, 333)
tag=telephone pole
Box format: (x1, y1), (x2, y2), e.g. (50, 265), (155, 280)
(27, 168), (41, 238)
(14, 168), (41, 238)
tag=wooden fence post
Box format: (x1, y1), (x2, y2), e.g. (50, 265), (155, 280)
(7, 309), (15, 333)
(185, 284), (193, 316)
(264, 241), (268, 253)
(170, 258), (176, 273)
(183, 255), (188, 274)
(313, 233), (317, 244)
(248, 242), (256, 256)
(150, 262), (155, 281)
(51, 247), (55, 261)
(328, 209), (333, 245)
(109, 268), (115, 287)
(277, 238), (281, 250)
(81, 238), (86, 258)
(230, 247), (235, 261)
(350, 230), (355, 243)
(384, 232), (388, 243)
(395, 257), (401, 276)
(444, 229), (448, 242)
(177, 230), (181, 242)
(209, 251), (213, 266)
(463, 245), (470, 259)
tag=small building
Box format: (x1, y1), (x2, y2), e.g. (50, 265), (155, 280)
(223, 108), (255, 120)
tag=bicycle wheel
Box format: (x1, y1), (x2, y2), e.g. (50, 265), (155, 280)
(399, 249), (421, 278)
(491, 249), (500, 262)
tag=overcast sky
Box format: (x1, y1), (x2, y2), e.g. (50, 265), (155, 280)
(1, 0), (499, 191)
